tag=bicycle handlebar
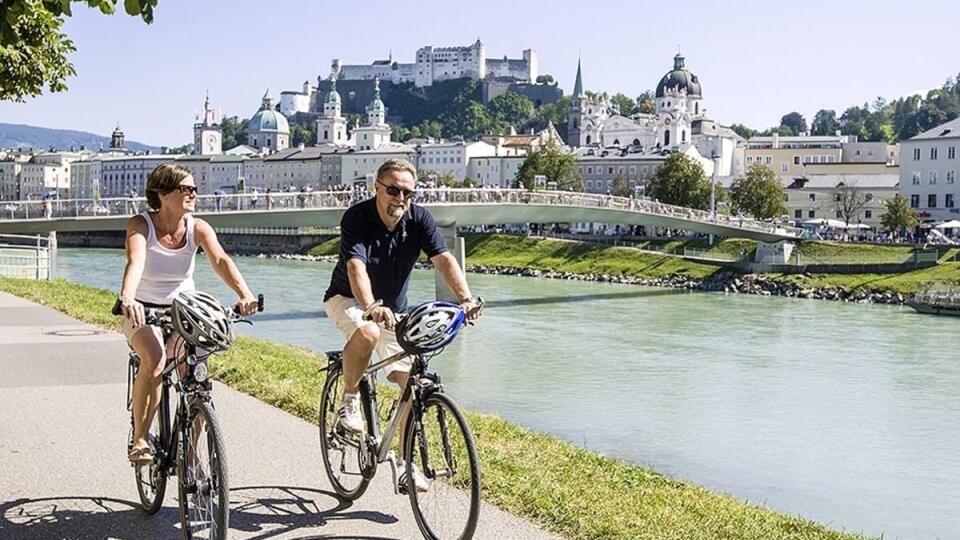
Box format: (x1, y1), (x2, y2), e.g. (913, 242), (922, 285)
(111, 293), (265, 321)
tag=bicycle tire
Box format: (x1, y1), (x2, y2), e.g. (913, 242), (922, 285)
(404, 392), (481, 540)
(318, 365), (371, 500)
(133, 403), (168, 514)
(177, 399), (229, 539)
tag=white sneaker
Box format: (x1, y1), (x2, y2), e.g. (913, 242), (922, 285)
(397, 459), (430, 493)
(338, 394), (363, 433)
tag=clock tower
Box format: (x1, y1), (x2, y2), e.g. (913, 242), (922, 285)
(193, 92), (222, 155)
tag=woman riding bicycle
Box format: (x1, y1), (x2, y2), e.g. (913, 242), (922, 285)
(118, 163), (258, 464)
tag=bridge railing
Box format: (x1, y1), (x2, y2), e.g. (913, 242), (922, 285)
(0, 233), (52, 279)
(0, 188), (800, 237)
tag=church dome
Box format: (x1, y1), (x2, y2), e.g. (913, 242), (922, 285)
(249, 91), (290, 134)
(325, 79), (342, 105)
(655, 54), (702, 98)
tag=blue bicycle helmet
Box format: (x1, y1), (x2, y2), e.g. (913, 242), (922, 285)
(395, 301), (466, 354)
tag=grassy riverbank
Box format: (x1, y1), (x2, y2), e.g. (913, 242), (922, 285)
(306, 233), (960, 295)
(0, 277), (869, 540)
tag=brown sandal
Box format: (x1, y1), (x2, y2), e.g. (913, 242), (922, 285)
(128, 445), (154, 465)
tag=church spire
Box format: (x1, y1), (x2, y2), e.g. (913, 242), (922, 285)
(572, 57), (583, 98)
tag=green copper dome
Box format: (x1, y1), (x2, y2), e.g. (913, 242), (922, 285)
(655, 54), (702, 98)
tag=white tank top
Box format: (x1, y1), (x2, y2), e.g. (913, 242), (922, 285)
(135, 212), (198, 306)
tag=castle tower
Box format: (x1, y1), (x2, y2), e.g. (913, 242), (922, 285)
(193, 91), (222, 155)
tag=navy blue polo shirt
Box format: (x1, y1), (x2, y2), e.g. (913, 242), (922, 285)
(324, 197), (448, 312)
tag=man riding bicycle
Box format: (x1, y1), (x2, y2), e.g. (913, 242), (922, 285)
(322, 159), (481, 492)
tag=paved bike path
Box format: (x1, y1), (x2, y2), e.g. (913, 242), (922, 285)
(0, 291), (561, 539)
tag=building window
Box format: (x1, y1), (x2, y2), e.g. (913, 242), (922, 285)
(746, 156), (753, 165)
(949, 146), (956, 159)
(794, 209), (802, 219)
(781, 162), (789, 173)
(928, 194), (937, 208)
(783, 194), (789, 202)
(809, 193), (816, 201)
(865, 210), (872, 219)
(946, 194), (955, 208)
(929, 171), (938, 184)
(913, 148), (921, 160)
(948, 170), (956, 184)
(808, 209), (815, 218)
(794, 156), (800, 165)
(912, 171), (921, 184)
(587, 167), (593, 174)
(608, 167), (613, 174)
(931, 147), (939, 160)
(765, 156), (772, 165)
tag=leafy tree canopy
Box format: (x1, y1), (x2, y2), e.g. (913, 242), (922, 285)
(648, 153), (711, 209)
(728, 164), (787, 220)
(880, 194), (919, 233)
(515, 141), (582, 191)
(1, 0), (157, 101)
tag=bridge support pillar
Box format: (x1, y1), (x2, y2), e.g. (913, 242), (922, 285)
(47, 231), (57, 279)
(754, 240), (795, 264)
(436, 223), (465, 302)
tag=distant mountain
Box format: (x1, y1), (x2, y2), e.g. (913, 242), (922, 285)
(0, 123), (162, 153)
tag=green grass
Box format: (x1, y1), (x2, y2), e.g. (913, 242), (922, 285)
(0, 277), (870, 540)
(769, 263), (960, 295)
(303, 236), (340, 256)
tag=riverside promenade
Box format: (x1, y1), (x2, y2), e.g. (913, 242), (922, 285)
(0, 291), (560, 539)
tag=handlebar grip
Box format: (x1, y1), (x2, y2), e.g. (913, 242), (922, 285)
(258, 293), (264, 313)
(111, 298), (123, 316)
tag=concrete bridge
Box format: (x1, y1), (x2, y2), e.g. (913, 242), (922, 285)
(0, 189), (801, 297)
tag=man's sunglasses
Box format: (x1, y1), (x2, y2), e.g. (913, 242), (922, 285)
(377, 179), (415, 199)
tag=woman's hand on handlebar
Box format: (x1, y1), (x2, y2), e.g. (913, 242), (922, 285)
(234, 295), (259, 316)
(121, 297), (146, 328)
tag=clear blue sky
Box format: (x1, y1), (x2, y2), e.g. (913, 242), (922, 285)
(1, 0), (957, 146)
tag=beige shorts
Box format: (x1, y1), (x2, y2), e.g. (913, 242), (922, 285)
(122, 315), (182, 360)
(323, 294), (410, 378)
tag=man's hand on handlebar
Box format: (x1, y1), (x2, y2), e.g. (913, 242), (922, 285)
(461, 297), (484, 323)
(367, 305), (396, 330)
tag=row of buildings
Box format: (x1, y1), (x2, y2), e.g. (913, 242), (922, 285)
(3, 41), (959, 228)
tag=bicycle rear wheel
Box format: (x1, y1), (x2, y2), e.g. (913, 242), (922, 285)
(404, 392), (480, 540)
(177, 399), (229, 539)
(318, 365), (371, 500)
(133, 401), (168, 514)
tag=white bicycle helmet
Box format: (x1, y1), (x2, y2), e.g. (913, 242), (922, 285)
(395, 301), (466, 354)
(172, 290), (234, 352)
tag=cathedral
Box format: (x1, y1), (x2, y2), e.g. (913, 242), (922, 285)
(567, 54), (740, 176)
(315, 73), (392, 150)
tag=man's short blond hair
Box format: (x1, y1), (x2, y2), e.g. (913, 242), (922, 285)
(376, 159), (417, 182)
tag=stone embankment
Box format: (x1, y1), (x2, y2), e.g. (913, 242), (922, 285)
(264, 254), (907, 305)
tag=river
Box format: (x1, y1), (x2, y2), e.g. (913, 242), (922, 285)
(55, 248), (959, 539)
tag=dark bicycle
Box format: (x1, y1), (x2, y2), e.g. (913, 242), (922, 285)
(114, 290), (263, 539)
(318, 299), (483, 540)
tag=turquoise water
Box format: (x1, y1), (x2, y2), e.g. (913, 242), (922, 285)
(57, 248), (960, 539)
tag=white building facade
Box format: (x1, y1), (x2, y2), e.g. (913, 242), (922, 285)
(899, 117), (960, 222)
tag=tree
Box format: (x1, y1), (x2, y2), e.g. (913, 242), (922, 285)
(610, 93), (637, 116)
(532, 95), (571, 126)
(648, 153), (711, 209)
(880, 194), (918, 233)
(515, 141), (582, 191)
(536, 74), (555, 84)
(636, 91), (656, 114)
(290, 123), (316, 147)
(487, 92), (534, 127)
(1, 0), (157, 101)
(220, 116), (248, 149)
(729, 123), (757, 139)
(832, 183), (870, 225)
(779, 112), (808, 135)
(611, 174), (632, 197)
(728, 164), (787, 220)
(811, 109), (838, 136)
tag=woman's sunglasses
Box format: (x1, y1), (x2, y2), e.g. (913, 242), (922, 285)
(376, 179), (415, 199)
(174, 185), (198, 196)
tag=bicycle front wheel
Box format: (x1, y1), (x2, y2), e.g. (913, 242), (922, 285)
(318, 365), (371, 500)
(404, 392), (481, 540)
(177, 399), (229, 539)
